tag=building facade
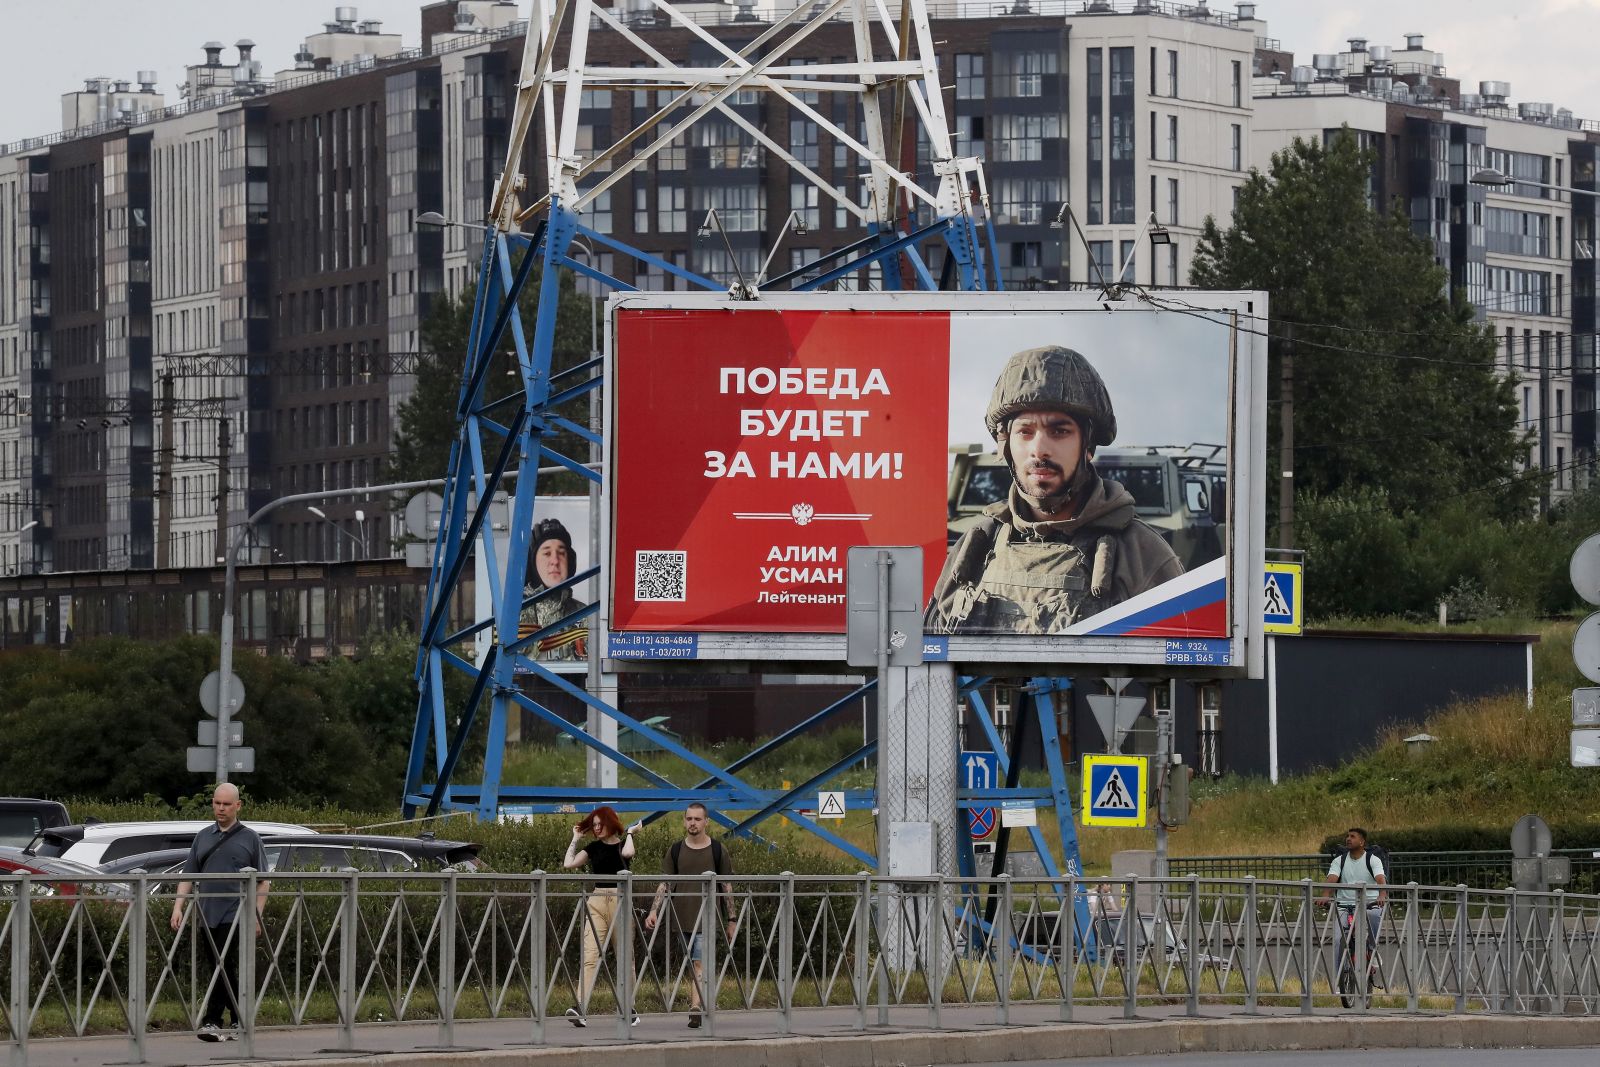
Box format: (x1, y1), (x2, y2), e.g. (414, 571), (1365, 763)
(1252, 35), (1600, 505)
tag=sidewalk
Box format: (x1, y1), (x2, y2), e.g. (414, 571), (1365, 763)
(13, 1003), (1600, 1067)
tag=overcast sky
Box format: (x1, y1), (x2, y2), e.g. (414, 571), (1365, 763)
(2, 2), (1597, 146)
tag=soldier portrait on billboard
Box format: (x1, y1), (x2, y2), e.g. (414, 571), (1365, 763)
(519, 517), (590, 661)
(926, 345), (1184, 635)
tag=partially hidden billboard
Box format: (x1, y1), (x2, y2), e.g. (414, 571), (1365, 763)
(602, 291), (1267, 675)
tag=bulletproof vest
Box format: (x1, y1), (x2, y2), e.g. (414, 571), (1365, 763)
(947, 525), (1113, 634)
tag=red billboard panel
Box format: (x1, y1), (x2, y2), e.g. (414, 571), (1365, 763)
(611, 308), (949, 631)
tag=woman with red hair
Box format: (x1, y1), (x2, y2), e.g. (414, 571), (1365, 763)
(562, 804), (640, 1026)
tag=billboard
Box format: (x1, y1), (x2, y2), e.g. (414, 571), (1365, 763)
(601, 291), (1267, 675)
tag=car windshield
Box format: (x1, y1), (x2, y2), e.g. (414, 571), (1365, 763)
(0, 814), (45, 849)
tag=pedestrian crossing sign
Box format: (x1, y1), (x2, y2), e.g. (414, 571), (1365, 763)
(1080, 754), (1148, 827)
(1263, 561), (1303, 636)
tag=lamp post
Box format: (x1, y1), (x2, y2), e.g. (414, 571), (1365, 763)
(1470, 169), (1600, 201)
(307, 505), (367, 561)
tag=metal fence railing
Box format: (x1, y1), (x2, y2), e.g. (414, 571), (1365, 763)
(4, 871), (1599, 1063)
(1173, 851), (1600, 895)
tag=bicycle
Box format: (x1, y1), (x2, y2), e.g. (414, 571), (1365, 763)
(1332, 902), (1383, 1008)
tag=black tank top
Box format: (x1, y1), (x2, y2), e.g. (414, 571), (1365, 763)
(586, 838), (629, 887)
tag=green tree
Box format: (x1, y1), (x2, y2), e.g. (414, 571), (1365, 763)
(1190, 130), (1532, 522)
(388, 266), (599, 491)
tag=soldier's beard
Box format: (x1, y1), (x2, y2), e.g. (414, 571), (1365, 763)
(1009, 454), (1093, 518)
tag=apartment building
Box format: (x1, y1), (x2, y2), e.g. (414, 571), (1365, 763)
(1253, 36), (1600, 505)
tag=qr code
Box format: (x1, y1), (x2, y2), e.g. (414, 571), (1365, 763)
(635, 550), (687, 601)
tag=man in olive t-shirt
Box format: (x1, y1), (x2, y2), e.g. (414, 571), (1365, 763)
(644, 802), (733, 1028)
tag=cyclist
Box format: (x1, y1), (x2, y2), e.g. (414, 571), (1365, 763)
(1318, 827), (1387, 990)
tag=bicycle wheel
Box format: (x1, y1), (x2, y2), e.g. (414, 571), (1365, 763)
(1338, 963), (1358, 1008)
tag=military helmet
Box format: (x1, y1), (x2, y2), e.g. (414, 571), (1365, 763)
(984, 345), (1116, 448)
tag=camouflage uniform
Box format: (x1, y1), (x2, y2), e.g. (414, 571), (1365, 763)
(518, 518), (589, 661)
(926, 346), (1183, 635)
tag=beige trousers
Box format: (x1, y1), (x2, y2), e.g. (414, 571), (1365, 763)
(580, 888), (622, 1007)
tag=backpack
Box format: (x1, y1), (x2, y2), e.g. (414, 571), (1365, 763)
(1336, 842), (1391, 885)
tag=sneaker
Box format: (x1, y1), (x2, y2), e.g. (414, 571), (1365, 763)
(565, 1007), (587, 1028)
(196, 1023), (222, 1042)
(631, 1014), (641, 1026)
(220, 1027), (240, 1042)
(687, 1012), (702, 1029)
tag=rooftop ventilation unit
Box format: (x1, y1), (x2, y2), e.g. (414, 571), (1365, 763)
(1237, 2), (1256, 18)
(1368, 44), (1391, 66)
(1348, 37), (1367, 53)
(1519, 101), (1554, 122)
(1458, 93), (1481, 111)
(1370, 75), (1393, 94)
(1086, 0), (1112, 10)
(1312, 53), (1339, 79)
(454, 10), (476, 29)
(335, 6), (359, 27)
(1291, 65), (1314, 92)
(1558, 108), (1576, 128)
(113, 79), (130, 93)
(1480, 80), (1510, 106)
(137, 70), (157, 92)
(294, 43), (315, 70)
(203, 41), (225, 66)
(1404, 33), (1425, 50)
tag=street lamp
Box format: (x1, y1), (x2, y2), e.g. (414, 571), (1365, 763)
(695, 208), (753, 297)
(416, 210), (491, 232)
(1049, 202), (1109, 289)
(757, 210), (811, 286)
(1471, 168), (1600, 201)
(307, 505), (366, 560)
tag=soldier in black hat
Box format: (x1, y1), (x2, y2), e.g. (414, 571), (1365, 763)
(519, 517), (589, 660)
(926, 346), (1182, 634)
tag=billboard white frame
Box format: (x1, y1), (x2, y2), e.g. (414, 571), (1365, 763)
(598, 290), (1268, 678)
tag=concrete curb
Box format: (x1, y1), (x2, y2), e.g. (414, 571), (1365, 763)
(246, 1014), (1600, 1067)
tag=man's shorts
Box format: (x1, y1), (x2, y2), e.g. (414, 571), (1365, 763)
(681, 931), (704, 963)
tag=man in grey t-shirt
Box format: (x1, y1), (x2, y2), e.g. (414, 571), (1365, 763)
(170, 783), (270, 1042)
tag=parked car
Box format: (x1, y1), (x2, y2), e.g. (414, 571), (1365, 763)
(0, 798), (71, 848)
(26, 820), (317, 867)
(0, 846), (105, 899)
(101, 833), (484, 881)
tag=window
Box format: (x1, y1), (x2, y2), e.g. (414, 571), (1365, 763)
(1231, 60), (1243, 108)
(634, 187), (649, 233)
(955, 54), (985, 99)
(991, 113), (1060, 163)
(1111, 173), (1134, 224)
(694, 184), (763, 231)
(790, 182), (820, 231)
(657, 184), (686, 231)
(1111, 48), (1134, 97)
(954, 113), (984, 159)
(790, 119), (819, 168)
(1167, 115), (1178, 162)
(1118, 239), (1135, 283)
(1149, 111), (1157, 159)
(1088, 240), (1113, 284)
(1230, 124), (1242, 171)
(1112, 113), (1134, 161)
(993, 178), (1061, 226)
(1088, 173), (1103, 225)
(1168, 177), (1179, 225)
(1166, 243), (1179, 287)
(992, 50), (1056, 97)
(1167, 49), (1178, 98)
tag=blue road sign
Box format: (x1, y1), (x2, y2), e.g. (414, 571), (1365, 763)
(1080, 754), (1148, 827)
(968, 806), (996, 839)
(962, 750), (1000, 791)
(1264, 562), (1303, 635)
